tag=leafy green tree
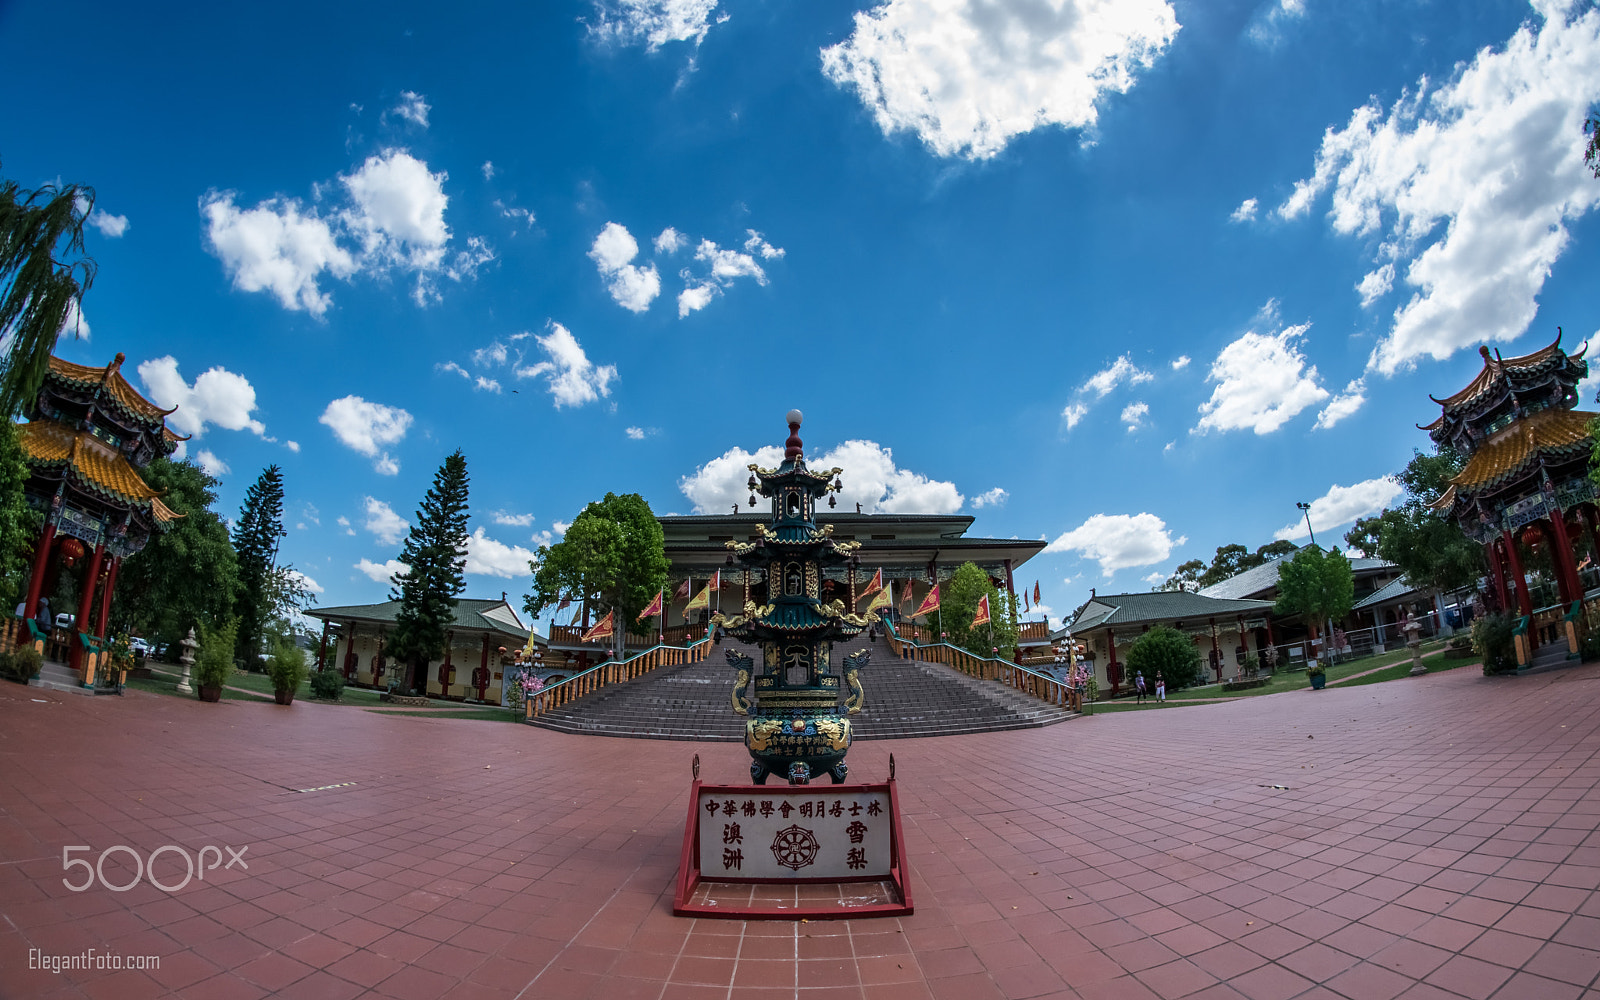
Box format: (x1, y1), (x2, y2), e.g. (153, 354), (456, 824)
(1345, 448), (1482, 595)
(389, 450), (471, 691)
(1275, 546), (1355, 657)
(940, 562), (1020, 658)
(0, 423), (41, 605)
(0, 170), (96, 419)
(115, 458), (238, 652)
(525, 492), (668, 658)
(1158, 559), (1206, 592)
(232, 465), (287, 665)
(1160, 540), (1298, 592)
(1125, 625), (1202, 691)
(1586, 115), (1600, 179)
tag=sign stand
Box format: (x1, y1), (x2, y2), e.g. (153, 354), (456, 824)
(673, 755), (913, 920)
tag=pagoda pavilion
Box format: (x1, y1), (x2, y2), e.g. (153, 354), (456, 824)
(16, 353), (183, 683)
(1426, 337), (1597, 660)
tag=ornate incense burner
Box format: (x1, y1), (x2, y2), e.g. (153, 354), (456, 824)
(715, 410), (872, 784)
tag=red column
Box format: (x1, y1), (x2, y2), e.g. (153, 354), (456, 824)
(23, 523), (55, 619)
(1547, 514), (1583, 605)
(1485, 541), (1508, 612)
(1106, 630), (1121, 696)
(1503, 528), (1534, 617)
(93, 556), (120, 639)
(316, 620), (329, 671)
(478, 635), (489, 699)
(71, 543), (105, 672)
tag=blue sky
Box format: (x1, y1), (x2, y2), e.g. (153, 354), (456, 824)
(3, 0), (1599, 630)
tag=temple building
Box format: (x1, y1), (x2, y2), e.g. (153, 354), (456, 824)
(305, 596), (539, 704)
(1060, 590), (1276, 694)
(1426, 337), (1597, 662)
(17, 354), (183, 684)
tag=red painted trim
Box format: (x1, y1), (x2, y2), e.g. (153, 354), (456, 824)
(672, 779), (703, 914)
(24, 523), (55, 619)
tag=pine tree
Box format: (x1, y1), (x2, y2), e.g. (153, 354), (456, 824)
(389, 450), (470, 691)
(233, 465), (286, 664)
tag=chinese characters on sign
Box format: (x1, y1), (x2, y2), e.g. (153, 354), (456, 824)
(696, 789), (893, 879)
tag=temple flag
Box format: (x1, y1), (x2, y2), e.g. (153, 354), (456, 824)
(1023, 592), (1030, 613)
(557, 596), (571, 612)
(674, 578), (692, 600)
(858, 568), (883, 601)
(912, 583), (940, 619)
(899, 580), (915, 608)
(580, 611), (614, 643)
(972, 594), (990, 629)
(637, 590), (663, 622)
(685, 582), (712, 611)
(866, 586), (892, 613)
(710, 569), (721, 590)
(1034, 581), (1042, 606)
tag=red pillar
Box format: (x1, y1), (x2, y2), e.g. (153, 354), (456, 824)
(23, 523), (55, 619)
(1485, 541), (1508, 612)
(1209, 618), (1221, 682)
(478, 634), (490, 699)
(316, 620), (329, 671)
(1106, 630), (1121, 696)
(1582, 504), (1600, 573)
(93, 556), (120, 639)
(71, 543), (105, 672)
(1503, 528), (1534, 617)
(1547, 514), (1583, 605)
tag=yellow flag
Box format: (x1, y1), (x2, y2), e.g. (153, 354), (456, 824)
(685, 583), (712, 611)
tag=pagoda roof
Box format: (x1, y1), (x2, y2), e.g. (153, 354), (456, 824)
(18, 421), (181, 522)
(45, 354), (176, 427)
(1420, 336), (1586, 429)
(306, 597), (534, 640)
(1429, 408), (1597, 510)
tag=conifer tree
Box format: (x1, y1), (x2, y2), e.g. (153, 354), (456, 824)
(233, 465), (286, 664)
(389, 450), (470, 691)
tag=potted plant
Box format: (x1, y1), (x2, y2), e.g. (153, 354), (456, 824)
(193, 621), (236, 702)
(1307, 661), (1327, 690)
(265, 637), (307, 705)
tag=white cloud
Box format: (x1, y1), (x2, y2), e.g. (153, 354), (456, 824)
(1274, 477), (1403, 541)
(1230, 198), (1258, 223)
(1084, 355), (1154, 397)
(340, 150), (452, 295)
(475, 376), (501, 393)
(1142, 571), (1166, 585)
(694, 238), (767, 283)
(971, 487), (1008, 509)
(201, 192), (356, 316)
(88, 209), (129, 238)
(137, 356), (267, 441)
(1314, 378), (1367, 430)
(1121, 401), (1149, 431)
(285, 440), (300, 452)
(465, 527), (536, 578)
(356, 558), (409, 583)
(386, 91), (431, 128)
(743, 230), (785, 259)
(680, 439), (963, 515)
(288, 569), (324, 596)
(678, 282), (719, 317)
(492, 510), (535, 527)
(473, 341), (509, 367)
(1278, 2), (1600, 374)
(57, 298), (88, 340)
(589, 222), (661, 312)
(319, 396), (413, 472)
(481, 161), (495, 180)
(1195, 321), (1329, 434)
(195, 449), (229, 476)
(552, 520), (571, 537)
(821, 0), (1180, 160)
(337, 515), (356, 536)
(590, 0), (723, 50)
(655, 227), (687, 254)
(626, 426), (646, 440)
(363, 497), (410, 546)
(1355, 264), (1394, 309)
(1246, 0), (1307, 47)
(515, 321), (617, 408)
(1061, 401), (1088, 430)
(1170, 355), (1190, 370)
(1046, 512), (1177, 576)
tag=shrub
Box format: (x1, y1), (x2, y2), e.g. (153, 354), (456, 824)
(12, 645), (40, 679)
(1581, 627), (1600, 663)
(309, 664), (345, 701)
(1471, 612), (1517, 676)
(1125, 625), (1203, 691)
(265, 638), (307, 693)
(194, 620), (238, 690)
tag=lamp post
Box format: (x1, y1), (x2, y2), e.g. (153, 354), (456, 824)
(1296, 502), (1317, 546)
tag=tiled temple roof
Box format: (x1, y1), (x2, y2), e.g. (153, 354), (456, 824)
(18, 421), (179, 522)
(46, 354), (176, 426)
(1430, 409), (1597, 510)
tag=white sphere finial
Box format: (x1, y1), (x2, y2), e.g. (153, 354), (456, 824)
(786, 409), (803, 427)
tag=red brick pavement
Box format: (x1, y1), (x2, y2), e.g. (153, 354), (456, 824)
(2, 660), (1598, 999)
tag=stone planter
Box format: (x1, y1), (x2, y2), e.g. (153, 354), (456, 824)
(198, 684), (223, 703)
(273, 688), (295, 705)
(1308, 672), (1326, 690)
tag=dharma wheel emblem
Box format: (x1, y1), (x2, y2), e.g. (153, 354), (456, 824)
(770, 825), (820, 870)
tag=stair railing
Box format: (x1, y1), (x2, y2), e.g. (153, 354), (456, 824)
(881, 619), (1074, 710)
(524, 633), (713, 721)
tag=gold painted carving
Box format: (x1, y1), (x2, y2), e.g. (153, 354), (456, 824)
(731, 668), (751, 715)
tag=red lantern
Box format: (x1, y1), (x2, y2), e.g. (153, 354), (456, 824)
(57, 537), (85, 568)
(1521, 524), (1543, 549)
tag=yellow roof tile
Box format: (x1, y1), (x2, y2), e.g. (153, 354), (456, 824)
(1446, 409), (1597, 494)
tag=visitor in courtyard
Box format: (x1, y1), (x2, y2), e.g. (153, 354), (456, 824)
(1134, 671), (1146, 703)
(1156, 672), (1166, 702)
(35, 596), (50, 631)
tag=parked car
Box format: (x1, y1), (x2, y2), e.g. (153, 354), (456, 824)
(54, 612), (76, 631)
(129, 637), (151, 657)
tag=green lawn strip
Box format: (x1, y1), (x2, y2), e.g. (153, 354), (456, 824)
(364, 708), (521, 722)
(1334, 658), (1475, 688)
(1087, 699), (1227, 712)
(122, 675), (274, 702)
(1162, 643), (1456, 702)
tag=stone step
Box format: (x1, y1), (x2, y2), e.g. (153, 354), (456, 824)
(29, 660), (97, 696)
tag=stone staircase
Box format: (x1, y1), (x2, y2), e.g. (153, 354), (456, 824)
(1520, 639), (1575, 675)
(28, 659), (101, 696)
(528, 633), (1073, 741)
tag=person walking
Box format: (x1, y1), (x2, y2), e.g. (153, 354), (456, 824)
(1135, 671), (1147, 704)
(1155, 672), (1166, 702)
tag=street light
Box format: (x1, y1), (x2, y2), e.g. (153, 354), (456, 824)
(1296, 502), (1317, 546)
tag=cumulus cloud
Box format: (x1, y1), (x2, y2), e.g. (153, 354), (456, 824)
(195, 449), (229, 476)
(1084, 355), (1154, 397)
(138, 356), (267, 442)
(971, 487), (1008, 509)
(1061, 401), (1088, 430)
(655, 227), (687, 254)
(1170, 355), (1190, 370)
(492, 510), (535, 527)
(1274, 477), (1403, 541)
(589, 222), (661, 312)
(356, 557), (409, 583)
(288, 569), (324, 596)
(88, 209), (129, 238)
(680, 439), (963, 515)
(1277, 1), (1600, 374)
(743, 230), (785, 259)
(363, 497), (410, 546)
(465, 527), (537, 578)
(589, 0), (724, 50)
(337, 515), (356, 536)
(678, 282), (719, 317)
(1121, 401), (1149, 431)
(1355, 264), (1394, 309)
(1195, 319), (1329, 434)
(201, 192), (356, 316)
(1314, 379), (1367, 430)
(515, 322), (617, 408)
(821, 0), (1180, 160)
(386, 91), (430, 128)
(481, 161), (495, 180)
(1230, 198), (1259, 223)
(626, 426), (647, 440)
(319, 396), (413, 473)
(1246, 0), (1307, 47)
(1046, 512), (1177, 576)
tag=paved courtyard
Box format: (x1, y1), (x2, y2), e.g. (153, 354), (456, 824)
(2, 661), (1599, 1000)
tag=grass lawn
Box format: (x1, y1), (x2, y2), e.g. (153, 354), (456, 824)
(124, 675), (273, 702)
(1334, 657), (1476, 687)
(140, 664), (503, 711)
(366, 708), (521, 722)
